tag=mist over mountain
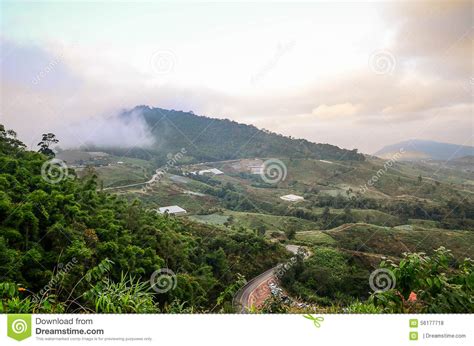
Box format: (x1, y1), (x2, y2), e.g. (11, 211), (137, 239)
(55, 109), (155, 149)
(375, 139), (474, 161)
(107, 106), (365, 162)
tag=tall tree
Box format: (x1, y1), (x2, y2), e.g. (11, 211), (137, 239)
(37, 133), (59, 157)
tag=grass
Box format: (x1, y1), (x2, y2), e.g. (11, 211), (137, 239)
(187, 210), (320, 234)
(325, 223), (474, 259)
(295, 230), (336, 245)
(188, 214), (229, 225)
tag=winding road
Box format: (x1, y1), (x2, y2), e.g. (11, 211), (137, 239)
(233, 244), (302, 313)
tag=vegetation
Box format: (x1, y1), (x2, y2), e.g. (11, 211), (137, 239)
(276, 247), (472, 313)
(369, 247), (473, 313)
(1, 120), (473, 314)
(280, 247), (369, 305)
(98, 106), (365, 162)
(0, 124), (287, 313)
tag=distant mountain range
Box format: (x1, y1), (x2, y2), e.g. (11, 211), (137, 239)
(104, 106), (365, 162)
(375, 139), (474, 161)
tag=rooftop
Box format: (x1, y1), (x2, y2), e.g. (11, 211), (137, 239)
(198, 168), (224, 175)
(280, 194), (305, 202)
(158, 205), (187, 214)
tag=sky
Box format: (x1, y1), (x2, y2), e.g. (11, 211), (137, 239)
(0, 0), (472, 153)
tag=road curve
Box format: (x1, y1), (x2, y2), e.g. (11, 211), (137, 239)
(233, 245), (301, 313)
(233, 267), (276, 313)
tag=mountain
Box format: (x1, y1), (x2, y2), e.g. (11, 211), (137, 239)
(374, 139), (474, 161)
(111, 106), (364, 162)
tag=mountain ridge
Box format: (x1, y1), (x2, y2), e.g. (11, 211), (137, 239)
(116, 105), (365, 162)
(374, 139), (474, 161)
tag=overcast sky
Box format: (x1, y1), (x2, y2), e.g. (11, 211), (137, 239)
(1, 0), (472, 153)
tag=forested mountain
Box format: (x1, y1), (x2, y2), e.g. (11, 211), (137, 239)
(0, 124), (287, 313)
(102, 106), (364, 162)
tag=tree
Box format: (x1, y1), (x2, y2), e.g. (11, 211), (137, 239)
(343, 206), (354, 223)
(0, 125), (25, 153)
(321, 207), (331, 224)
(37, 133), (59, 157)
(370, 247), (473, 313)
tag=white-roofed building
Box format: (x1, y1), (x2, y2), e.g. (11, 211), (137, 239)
(158, 205), (187, 215)
(198, 168), (224, 175)
(280, 194), (305, 202)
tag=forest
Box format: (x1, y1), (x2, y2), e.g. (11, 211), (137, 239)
(0, 124), (287, 313)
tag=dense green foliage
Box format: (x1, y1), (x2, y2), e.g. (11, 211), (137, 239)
(280, 247), (369, 305)
(0, 125), (287, 313)
(370, 248), (473, 313)
(96, 106), (365, 162)
(278, 246), (473, 313)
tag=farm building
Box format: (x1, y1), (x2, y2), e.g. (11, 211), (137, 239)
(158, 205), (187, 215)
(198, 168), (224, 175)
(280, 194), (305, 202)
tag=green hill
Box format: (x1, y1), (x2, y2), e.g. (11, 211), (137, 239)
(105, 106), (364, 162)
(0, 124), (288, 313)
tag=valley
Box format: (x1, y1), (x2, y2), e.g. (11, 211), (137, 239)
(1, 110), (473, 314)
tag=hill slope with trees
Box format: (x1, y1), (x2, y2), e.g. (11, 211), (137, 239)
(0, 124), (287, 313)
(96, 106), (364, 163)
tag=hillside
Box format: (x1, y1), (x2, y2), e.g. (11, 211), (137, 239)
(107, 106), (364, 162)
(0, 124), (288, 313)
(375, 139), (474, 161)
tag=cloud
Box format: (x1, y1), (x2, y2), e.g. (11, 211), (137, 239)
(311, 103), (362, 119)
(0, 2), (472, 154)
(59, 109), (155, 149)
(384, 0), (473, 79)
(0, 38), (80, 91)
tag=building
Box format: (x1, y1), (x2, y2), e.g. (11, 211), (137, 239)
(158, 205), (187, 215)
(198, 168), (224, 175)
(280, 194), (305, 202)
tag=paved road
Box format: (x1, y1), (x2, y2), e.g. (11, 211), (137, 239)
(102, 170), (162, 191)
(233, 245), (302, 313)
(233, 267), (276, 313)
